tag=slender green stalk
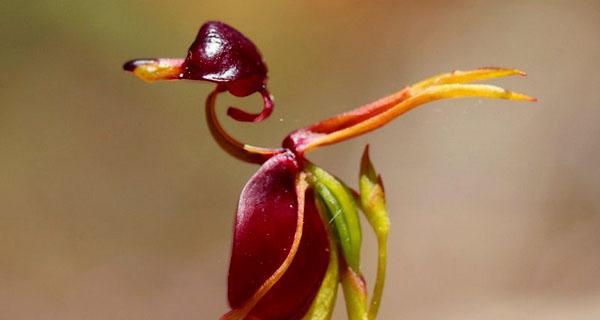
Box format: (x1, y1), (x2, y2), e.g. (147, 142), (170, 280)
(341, 266), (368, 320)
(368, 232), (388, 320)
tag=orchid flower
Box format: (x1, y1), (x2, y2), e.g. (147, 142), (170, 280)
(123, 21), (536, 320)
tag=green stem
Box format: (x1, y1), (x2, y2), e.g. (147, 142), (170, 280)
(341, 266), (368, 320)
(368, 233), (388, 320)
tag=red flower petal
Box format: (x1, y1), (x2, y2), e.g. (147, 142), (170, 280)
(226, 151), (330, 320)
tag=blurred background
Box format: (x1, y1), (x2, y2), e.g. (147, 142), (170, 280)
(1, 1), (599, 319)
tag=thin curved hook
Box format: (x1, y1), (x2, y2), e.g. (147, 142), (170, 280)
(226, 87), (274, 123)
(205, 89), (284, 164)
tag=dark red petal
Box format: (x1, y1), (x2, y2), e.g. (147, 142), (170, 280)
(182, 21), (268, 97)
(227, 151), (329, 320)
(227, 151), (299, 306)
(249, 189), (329, 320)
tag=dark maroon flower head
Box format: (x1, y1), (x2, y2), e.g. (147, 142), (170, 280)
(123, 21), (273, 122)
(182, 21), (268, 97)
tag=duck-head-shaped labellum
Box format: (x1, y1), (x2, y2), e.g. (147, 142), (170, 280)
(123, 21), (273, 122)
(183, 21), (267, 96)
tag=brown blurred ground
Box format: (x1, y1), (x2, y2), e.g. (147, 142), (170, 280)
(1, 1), (600, 319)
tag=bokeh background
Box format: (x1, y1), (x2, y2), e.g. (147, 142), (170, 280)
(2, 1), (600, 319)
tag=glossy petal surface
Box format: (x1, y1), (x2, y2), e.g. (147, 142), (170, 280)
(183, 21), (267, 97)
(228, 151), (330, 320)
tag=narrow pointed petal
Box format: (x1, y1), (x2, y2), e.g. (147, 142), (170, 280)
(306, 89), (410, 134)
(302, 83), (536, 152)
(411, 67), (526, 91)
(283, 67), (535, 154)
(225, 152), (329, 320)
(282, 88), (410, 152)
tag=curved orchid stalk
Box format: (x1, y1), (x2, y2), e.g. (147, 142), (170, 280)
(123, 20), (536, 320)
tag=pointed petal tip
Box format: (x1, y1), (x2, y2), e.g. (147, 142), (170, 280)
(516, 69), (528, 77)
(363, 144), (371, 159)
(411, 67), (530, 92)
(360, 145), (373, 174)
(478, 66), (527, 77)
(508, 91), (537, 102)
(508, 68), (527, 77)
(506, 68), (527, 77)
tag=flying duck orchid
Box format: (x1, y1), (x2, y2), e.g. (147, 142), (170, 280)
(123, 21), (535, 320)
